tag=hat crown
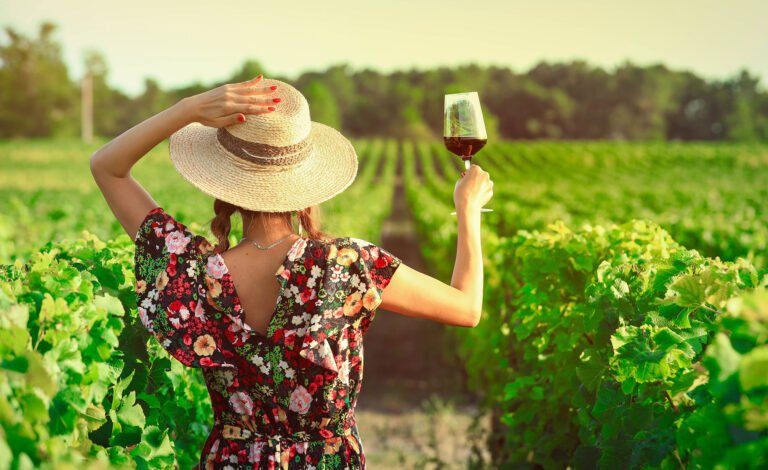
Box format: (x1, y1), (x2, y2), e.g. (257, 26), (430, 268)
(227, 78), (312, 146)
(168, 76), (359, 212)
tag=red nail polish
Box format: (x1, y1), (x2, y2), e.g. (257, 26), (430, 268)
(238, 114), (246, 122)
(268, 106), (276, 111)
(270, 85), (278, 90)
(273, 97), (281, 103)
(256, 74), (262, 80)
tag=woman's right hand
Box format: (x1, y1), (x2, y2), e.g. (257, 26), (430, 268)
(186, 75), (280, 128)
(454, 164), (494, 212)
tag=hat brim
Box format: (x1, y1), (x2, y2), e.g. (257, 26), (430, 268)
(168, 121), (358, 212)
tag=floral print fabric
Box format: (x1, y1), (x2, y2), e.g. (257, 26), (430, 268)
(134, 207), (402, 469)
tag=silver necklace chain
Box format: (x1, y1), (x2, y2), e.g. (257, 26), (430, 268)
(240, 233), (294, 250)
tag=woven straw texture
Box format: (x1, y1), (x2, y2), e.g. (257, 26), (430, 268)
(168, 78), (358, 212)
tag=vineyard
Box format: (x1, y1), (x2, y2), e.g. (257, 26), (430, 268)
(2, 138), (768, 469)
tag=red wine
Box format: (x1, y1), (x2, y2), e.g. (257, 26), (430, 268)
(444, 136), (487, 160)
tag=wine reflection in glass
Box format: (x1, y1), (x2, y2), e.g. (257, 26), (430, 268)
(444, 92), (493, 214)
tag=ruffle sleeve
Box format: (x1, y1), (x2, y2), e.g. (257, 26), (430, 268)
(284, 236), (402, 379)
(133, 206), (238, 369)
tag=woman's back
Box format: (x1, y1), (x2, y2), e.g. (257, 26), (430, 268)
(134, 207), (401, 468)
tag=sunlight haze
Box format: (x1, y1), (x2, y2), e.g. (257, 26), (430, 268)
(1, 0), (765, 97)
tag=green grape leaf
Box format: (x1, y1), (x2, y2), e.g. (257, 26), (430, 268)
(739, 346), (768, 391)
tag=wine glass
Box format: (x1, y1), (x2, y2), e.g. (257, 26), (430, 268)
(444, 91), (493, 214)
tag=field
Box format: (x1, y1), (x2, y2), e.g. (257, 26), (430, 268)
(2, 138), (767, 469)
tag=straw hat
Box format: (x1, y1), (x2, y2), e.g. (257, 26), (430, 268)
(168, 78), (358, 212)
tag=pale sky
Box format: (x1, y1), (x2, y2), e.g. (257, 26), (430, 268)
(1, 0), (766, 98)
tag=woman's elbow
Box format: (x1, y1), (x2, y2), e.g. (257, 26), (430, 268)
(461, 308), (482, 328)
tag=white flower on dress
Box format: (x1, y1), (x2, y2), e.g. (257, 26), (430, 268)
(251, 355), (264, 367)
(221, 370), (235, 386)
(307, 277), (316, 289)
(291, 312), (311, 325)
(251, 354), (271, 374)
(294, 325), (309, 337)
(350, 273), (360, 287)
(229, 391), (254, 415)
(140, 296), (156, 314)
(311, 264), (322, 278)
(338, 359), (351, 386)
(165, 230), (191, 254)
(287, 238), (308, 261)
(186, 259), (197, 278)
(206, 255), (228, 279)
(178, 306), (190, 321)
(148, 288), (160, 301)
(329, 265), (344, 282)
(278, 360), (297, 380)
(249, 441), (266, 463)
(138, 307), (153, 331)
(289, 385), (312, 414)
(227, 319), (249, 343)
(339, 272), (351, 283)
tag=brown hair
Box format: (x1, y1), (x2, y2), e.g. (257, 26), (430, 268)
(209, 198), (333, 255)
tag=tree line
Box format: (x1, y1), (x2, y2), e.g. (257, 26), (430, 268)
(1, 21), (766, 141)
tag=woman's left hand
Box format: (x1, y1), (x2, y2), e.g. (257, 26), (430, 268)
(185, 75), (280, 128)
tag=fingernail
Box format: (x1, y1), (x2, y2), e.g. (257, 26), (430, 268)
(460, 171), (466, 177)
(238, 113), (246, 122)
(256, 74), (262, 80)
(270, 85), (278, 90)
(272, 97), (281, 103)
(268, 106), (276, 111)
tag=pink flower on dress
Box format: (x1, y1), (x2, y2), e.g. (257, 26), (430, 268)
(165, 230), (191, 254)
(289, 385), (312, 414)
(193, 299), (205, 319)
(206, 255), (228, 279)
(229, 391), (254, 415)
(287, 238), (308, 262)
(138, 307), (153, 331)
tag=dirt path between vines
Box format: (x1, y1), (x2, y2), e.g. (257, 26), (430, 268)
(354, 145), (492, 469)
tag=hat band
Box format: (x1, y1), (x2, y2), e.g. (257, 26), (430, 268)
(216, 128), (312, 167)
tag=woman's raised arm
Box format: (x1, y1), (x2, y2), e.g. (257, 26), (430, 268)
(380, 164), (493, 327)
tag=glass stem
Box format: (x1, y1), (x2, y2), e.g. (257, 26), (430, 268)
(464, 159), (471, 170)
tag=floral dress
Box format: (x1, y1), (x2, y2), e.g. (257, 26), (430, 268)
(133, 207), (402, 469)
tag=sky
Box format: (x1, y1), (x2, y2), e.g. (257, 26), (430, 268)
(1, 0), (766, 98)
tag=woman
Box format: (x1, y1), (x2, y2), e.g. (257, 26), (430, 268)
(90, 75), (493, 469)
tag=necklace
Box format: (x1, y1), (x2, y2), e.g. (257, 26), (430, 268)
(240, 233), (295, 251)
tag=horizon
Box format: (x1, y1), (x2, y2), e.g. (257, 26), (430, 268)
(0, 0), (765, 98)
